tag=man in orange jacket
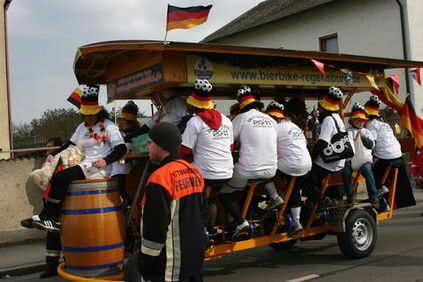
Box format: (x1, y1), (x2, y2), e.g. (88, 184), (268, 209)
(137, 122), (208, 282)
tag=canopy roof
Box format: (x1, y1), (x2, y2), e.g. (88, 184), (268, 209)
(73, 40), (423, 101)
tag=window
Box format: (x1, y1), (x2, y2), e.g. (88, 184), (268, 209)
(319, 34), (339, 53)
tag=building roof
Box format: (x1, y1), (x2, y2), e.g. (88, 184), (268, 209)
(201, 0), (337, 43)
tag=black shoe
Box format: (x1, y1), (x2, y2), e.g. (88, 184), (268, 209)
(33, 215), (61, 233)
(370, 198), (380, 209)
(20, 217), (36, 229)
(324, 197), (339, 207)
(39, 267), (58, 279)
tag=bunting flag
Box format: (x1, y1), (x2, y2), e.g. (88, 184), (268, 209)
(366, 74), (379, 90)
(371, 81), (423, 148)
(310, 59), (326, 75)
(411, 68), (422, 86)
(166, 5), (212, 31)
(67, 87), (82, 108)
(389, 74), (400, 94)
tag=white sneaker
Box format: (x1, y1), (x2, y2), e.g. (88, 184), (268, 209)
(288, 222), (303, 237)
(378, 185), (389, 198)
(231, 220), (250, 241)
(265, 196), (284, 211)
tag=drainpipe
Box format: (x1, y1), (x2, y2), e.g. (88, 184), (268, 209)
(3, 0), (13, 158)
(395, 0), (411, 95)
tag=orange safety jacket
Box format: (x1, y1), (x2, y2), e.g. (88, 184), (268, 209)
(140, 156), (207, 281)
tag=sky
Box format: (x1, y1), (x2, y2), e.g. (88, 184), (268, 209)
(7, 0), (264, 124)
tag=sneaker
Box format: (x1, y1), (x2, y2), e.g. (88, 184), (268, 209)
(20, 215), (40, 229)
(231, 220), (250, 241)
(33, 215), (61, 233)
(324, 197), (339, 207)
(288, 222), (303, 237)
(265, 196), (284, 211)
(370, 198), (380, 209)
(377, 185), (389, 198)
(39, 267), (58, 279)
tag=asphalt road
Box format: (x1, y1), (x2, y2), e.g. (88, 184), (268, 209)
(4, 205), (423, 282)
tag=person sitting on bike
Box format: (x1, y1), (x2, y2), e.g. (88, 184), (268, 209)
(364, 95), (416, 208)
(311, 86), (347, 206)
(180, 79), (234, 228)
(220, 86), (280, 241)
(342, 102), (379, 208)
(264, 100), (313, 236)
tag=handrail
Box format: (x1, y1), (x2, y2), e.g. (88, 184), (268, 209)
(0, 146), (60, 153)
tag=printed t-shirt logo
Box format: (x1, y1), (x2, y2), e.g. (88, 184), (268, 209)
(247, 116), (273, 128)
(208, 124), (231, 140)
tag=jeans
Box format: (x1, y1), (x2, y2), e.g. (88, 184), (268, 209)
(342, 161), (377, 199)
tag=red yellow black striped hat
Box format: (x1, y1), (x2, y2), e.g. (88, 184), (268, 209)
(349, 102), (368, 123)
(265, 100), (284, 119)
(237, 85), (257, 110)
(364, 95), (381, 117)
(79, 85), (102, 115)
(318, 86), (343, 111)
(187, 79), (214, 109)
(119, 101), (138, 121)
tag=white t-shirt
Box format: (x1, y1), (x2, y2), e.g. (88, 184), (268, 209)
(314, 114), (346, 172)
(70, 119), (125, 178)
(111, 137), (134, 176)
(182, 114), (234, 180)
(365, 118), (402, 159)
(232, 109), (277, 173)
(346, 127), (374, 162)
(276, 120), (312, 176)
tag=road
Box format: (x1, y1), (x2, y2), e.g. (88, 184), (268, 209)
(3, 205), (423, 282)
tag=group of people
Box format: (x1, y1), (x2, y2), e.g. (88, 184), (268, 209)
(20, 81), (415, 281)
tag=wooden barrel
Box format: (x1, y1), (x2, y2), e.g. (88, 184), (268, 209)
(60, 179), (125, 277)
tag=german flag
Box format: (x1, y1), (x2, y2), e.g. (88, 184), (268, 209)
(371, 79), (423, 148)
(67, 87), (82, 108)
(166, 5), (212, 31)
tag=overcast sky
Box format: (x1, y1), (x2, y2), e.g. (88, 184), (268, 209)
(7, 0), (264, 124)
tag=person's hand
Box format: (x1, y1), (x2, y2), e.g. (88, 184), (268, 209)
(93, 159), (107, 168)
(45, 154), (54, 163)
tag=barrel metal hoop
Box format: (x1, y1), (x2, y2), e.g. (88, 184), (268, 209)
(65, 188), (120, 196)
(63, 242), (124, 252)
(60, 206), (123, 215)
(66, 260), (124, 270)
(68, 181), (118, 190)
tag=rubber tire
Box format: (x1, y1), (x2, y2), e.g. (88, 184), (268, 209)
(269, 239), (297, 250)
(123, 252), (143, 282)
(337, 209), (377, 259)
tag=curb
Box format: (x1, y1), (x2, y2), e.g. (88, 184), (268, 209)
(0, 262), (45, 278)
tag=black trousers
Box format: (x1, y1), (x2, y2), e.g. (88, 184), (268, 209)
(48, 165), (85, 201)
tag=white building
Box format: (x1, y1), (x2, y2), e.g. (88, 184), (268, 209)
(0, 0), (12, 159)
(202, 0), (423, 116)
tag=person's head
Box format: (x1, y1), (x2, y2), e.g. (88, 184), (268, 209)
(118, 101), (140, 132)
(229, 103), (240, 120)
(148, 122), (182, 161)
(364, 95), (382, 119)
(186, 79), (214, 114)
(46, 137), (63, 154)
(79, 85), (103, 125)
(348, 102), (368, 129)
(236, 85), (264, 113)
(318, 86), (343, 113)
(265, 100), (285, 123)
(83, 109), (109, 126)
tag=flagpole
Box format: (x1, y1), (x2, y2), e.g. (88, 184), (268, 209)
(163, 30), (169, 45)
(163, 4), (170, 45)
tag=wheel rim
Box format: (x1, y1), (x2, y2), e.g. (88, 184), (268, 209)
(351, 218), (373, 251)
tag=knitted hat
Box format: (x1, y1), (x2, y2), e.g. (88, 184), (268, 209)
(265, 100), (284, 119)
(186, 79), (214, 110)
(364, 95), (381, 117)
(79, 85), (102, 115)
(148, 122), (182, 155)
(237, 85), (258, 110)
(348, 102), (368, 123)
(318, 86), (343, 112)
(119, 101), (138, 121)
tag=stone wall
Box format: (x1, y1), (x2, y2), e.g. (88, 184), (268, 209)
(0, 157), (46, 244)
